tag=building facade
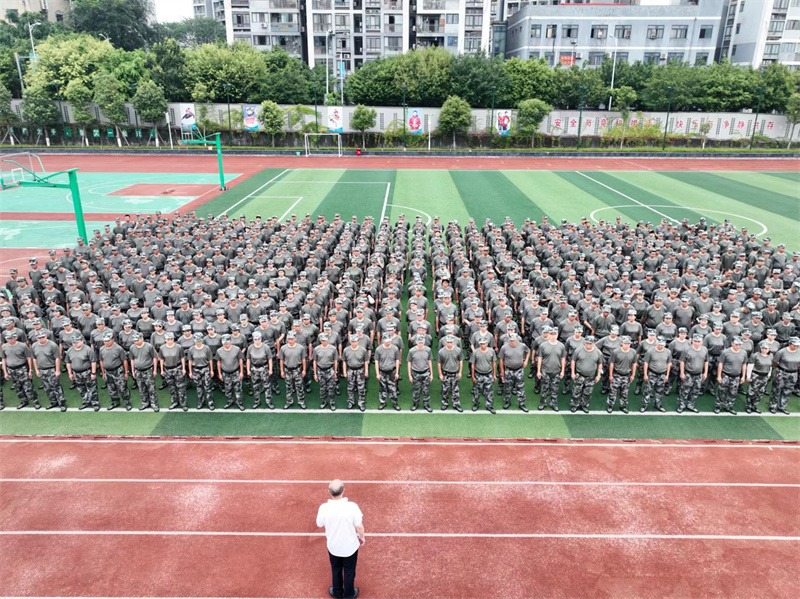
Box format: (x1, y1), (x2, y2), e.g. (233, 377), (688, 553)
(721, 0), (800, 70)
(0, 0), (69, 22)
(503, 0), (726, 67)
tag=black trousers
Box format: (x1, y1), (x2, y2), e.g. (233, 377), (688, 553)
(329, 549), (358, 598)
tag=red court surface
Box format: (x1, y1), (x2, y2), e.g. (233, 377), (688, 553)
(1, 437), (798, 599)
(108, 183), (219, 197)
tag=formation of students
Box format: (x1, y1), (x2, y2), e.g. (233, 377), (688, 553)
(1, 210), (799, 415)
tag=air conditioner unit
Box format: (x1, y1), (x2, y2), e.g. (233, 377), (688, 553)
(660, 52), (668, 60)
(261, 23), (268, 28)
(575, 52), (582, 59)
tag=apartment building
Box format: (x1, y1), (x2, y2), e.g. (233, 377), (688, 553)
(0, 0), (70, 22)
(503, 0), (726, 67)
(721, 0), (800, 69)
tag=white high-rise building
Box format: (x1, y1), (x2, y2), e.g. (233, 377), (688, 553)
(721, 0), (800, 70)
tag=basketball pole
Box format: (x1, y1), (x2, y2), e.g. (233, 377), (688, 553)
(68, 170), (88, 242)
(215, 132), (227, 191)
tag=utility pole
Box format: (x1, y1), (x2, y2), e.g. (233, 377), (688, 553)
(576, 85), (587, 150)
(661, 85), (675, 151)
(402, 84), (407, 149)
(312, 83), (319, 148)
(607, 35), (618, 111)
(222, 82), (233, 146)
(28, 22), (40, 62)
(749, 85), (766, 150)
(489, 85), (496, 149)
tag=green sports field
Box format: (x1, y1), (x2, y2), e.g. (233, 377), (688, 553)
(1, 166), (799, 441)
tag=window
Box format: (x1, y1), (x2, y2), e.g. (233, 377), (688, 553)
(465, 36), (481, 51)
(546, 24), (557, 39)
(446, 13), (458, 24)
(644, 52), (661, 64)
(667, 52), (684, 62)
(253, 35), (268, 45)
(781, 42), (796, 52)
(768, 20), (785, 33)
(529, 51), (540, 59)
(365, 15), (379, 30)
(251, 12), (266, 23)
(735, 23), (741, 33)
(774, 0), (789, 9)
(384, 37), (401, 51)
(699, 25), (713, 39)
(671, 25), (688, 39)
(531, 24), (541, 38)
(366, 37), (381, 50)
(588, 52), (604, 65)
(740, 1), (745, 12)
(385, 14), (402, 31)
(335, 14), (350, 28)
(447, 36), (458, 47)
(465, 14), (483, 28)
(695, 52), (709, 65)
(614, 25), (631, 39)
(55, 11), (64, 21)
(615, 52), (628, 63)
(764, 43), (780, 56)
(646, 25), (664, 39)
(563, 24), (578, 38)
(591, 25), (607, 39)
(787, 20), (800, 29)
(725, 25), (732, 36)
(731, 44), (737, 56)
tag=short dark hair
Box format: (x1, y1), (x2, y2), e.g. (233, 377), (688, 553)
(329, 481), (344, 497)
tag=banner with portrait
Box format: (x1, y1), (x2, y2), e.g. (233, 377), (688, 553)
(407, 108), (422, 134)
(328, 106), (343, 133)
(179, 103), (197, 131)
(496, 110), (511, 136)
(243, 104), (260, 131)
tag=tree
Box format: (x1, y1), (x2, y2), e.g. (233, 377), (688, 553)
(64, 80), (94, 145)
(759, 62), (799, 113)
(450, 51), (510, 108)
(147, 39), (187, 102)
(23, 33), (115, 91)
(785, 93), (800, 149)
(437, 95), (471, 148)
(517, 98), (551, 148)
(351, 104), (377, 149)
(70, 0), (156, 51)
(132, 80), (167, 125)
(191, 82), (214, 135)
(159, 18), (226, 47)
(92, 70), (126, 146)
(0, 81), (15, 125)
(698, 120), (712, 150)
(612, 85), (637, 148)
(503, 57), (554, 107)
(184, 42), (267, 103)
(21, 84), (58, 143)
(260, 48), (313, 105)
(258, 100), (285, 147)
(394, 48), (454, 107)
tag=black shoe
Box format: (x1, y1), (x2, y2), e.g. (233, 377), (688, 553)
(93, 404), (100, 411)
(677, 407), (684, 414)
(69, 382), (77, 389)
(621, 407), (629, 414)
(169, 402), (179, 410)
(46, 403), (58, 410)
(152, 404), (159, 412)
(639, 407), (646, 413)
(634, 385), (641, 395)
(335, 388), (341, 396)
(158, 382), (168, 390)
(752, 407), (762, 414)
(441, 403), (448, 410)
(238, 403), (245, 411)
(538, 403), (545, 411)
(552, 405), (560, 412)
(455, 405), (463, 412)
(713, 407), (721, 414)
(570, 407), (577, 413)
(687, 406), (699, 413)
(527, 371), (535, 379)
(273, 387), (282, 396)
(107, 403), (118, 411)
(305, 385), (312, 394)
(770, 407), (777, 414)
(394, 404), (401, 412)
(100, 383), (108, 389)
(472, 404), (478, 412)
(411, 405), (418, 411)
(503, 401), (510, 410)
(319, 403), (326, 409)
(727, 408), (737, 415)
(283, 403), (292, 410)
(606, 407), (613, 414)
(520, 405), (529, 413)
(580, 406), (589, 414)
(125, 403), (132, 411)
(138, 404), (149, 411)
(78, 403), (89, 410)
(487, 407), (496, 414)
(656, 405), (666, 413)
(60, 404), (67, 412)
(378, 403), (386, 410)
(745, 407), (752, 414)
(778, 407), (789, 415)
(209, 404), (215, 411)
(358, 405), (365, 412)
(223, 401), (234, 409)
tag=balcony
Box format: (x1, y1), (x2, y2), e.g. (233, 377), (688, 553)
(271, 21), (299, 32)
(276, 41), (302, 55)
(335, 0), (350, 7)
(269, 0), (297, 8)
(313, 0), (331, 8)
(383, 0), (401, 8)
(366, 22), (381, 31)
(466, 0), (483, 6)
(384, 23), (401, 32)
(231, 0), (250, 6)
(313, 23), (331, 33)
(417, 24), (443, 34)
(420, 0), (446, 10)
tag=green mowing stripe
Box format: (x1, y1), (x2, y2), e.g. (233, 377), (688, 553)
(150, 413), (365, 437)
(662, 172), (799, 220)
(764, 171), (800, 184)
(0, 413), (164, 436)
(282, 168), (347, 182)
(449, 171), (545, 225)
(502, 170), (610, 224)
(713, 171), (800, 200)
(389, 170), (470, 226)
(765, 416), (800, 441)
(237, 173), (344, 221)
(361, 413), (571, 439)
(200, 167), (288, 216)
(314, 169), (396, 221)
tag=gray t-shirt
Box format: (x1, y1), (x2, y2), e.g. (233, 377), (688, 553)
(644, 348), (671, 374)
(343, 345), (369, 369)
(159, 343), (184, 369)
(66, 344), (96, 372)
(438, 347), (462, 373)
(408, 346), (432, 372)
(720, 348), (746, 377)
(216, 346), (242, 372)
(187, 345), (213, 368)
(31, 340), (59, 369)
(681, 346), (708, 375)
(99, 343), (127, 370)
(312, 345), (338, 369)
(572, 346), (603, 377)
(375, 344), (400, 371)
(279, 343), (306, 369)
(1, 342), (32, 369)
(470, 348), (496, 374)
(538, 341), (566, 373)
(129, 342), (157, 370)
(749, 352), (773, 375)
(611, 347), (637, 375)
(498, 342), (529, 370)
(246, 343), (273, 367)
(774, 347), (800, 372)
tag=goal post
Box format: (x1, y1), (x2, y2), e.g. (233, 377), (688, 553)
(304, 133), (343, 157)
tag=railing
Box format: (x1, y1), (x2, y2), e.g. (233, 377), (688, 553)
(384, 23), (401, 33)
(421, 0), (446, 10)
(335, 0), (350, 7)
(270, 22), (299, 32)
(313, 23), (331, 33)
(269, 0), (297, 8)
(313, 0), (331, 8)
(417, 23), (443, 33)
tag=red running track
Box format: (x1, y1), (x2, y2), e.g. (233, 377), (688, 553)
(0, 438), (798, 599)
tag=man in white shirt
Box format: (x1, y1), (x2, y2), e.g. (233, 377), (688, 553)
(316, 480), (365, 599)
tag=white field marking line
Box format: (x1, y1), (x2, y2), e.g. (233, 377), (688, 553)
(0, 531), (797, 541)
(625, 160), (654, 171)
(9, 406), (798, 417)
(0, 439), (796, 449)
(271, 180), (389, 184)
(589, 205), (769, 238)
(0, 597), (321, 599)
(379, 182), (391, 224)
(0, 252), (52, 266)
(221, 169), (291, 216)
(3, 478), (797, 488)
(278, 197), (304, 222)
(388, 203), (431, 225)
(576, 171), (679, 224)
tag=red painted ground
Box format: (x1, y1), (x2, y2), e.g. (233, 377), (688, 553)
(108, 183), (218, 197)
(0, 438), (797, 599)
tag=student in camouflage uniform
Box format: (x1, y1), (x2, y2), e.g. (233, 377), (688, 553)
(374, 336), (401, 411)
(31, 330), (66, 411)
(65, 335), (99, 411)
(642, 337), (671, 412)
(715, 337), (747, 414)
(246, 331), (273, 409)
(770, 337), (799, 414)
(187, 334), (215, 410)
(498, 332), (530, 412)
(537, 327), (566, 412)
(129, 332), (159, 411)
(312, 333), (338, 410)
(1, 330), (39, 409)
(607, 336), (637, 414)
(570, 336), (603, 413)
(160, 332), (188, 411)
(437, 335), (462, 412)
(342, 334), (368, 412)
(745, 341), (772, 414)
(634, 330), (658, 396)
(678, 335), (708, 414)
(470, 337), (497, 414)
(217, 334), (244, 410)
(408, 335), (434, 412)
(279, 331), (306, 409)
(99, 332), (132, 410)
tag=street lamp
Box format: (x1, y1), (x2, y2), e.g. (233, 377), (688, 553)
(607, 34), (619, 111)
(661, 85), (675, 151)
(325, 30), (332, 96)
(28, 22), (40, 62)
(222, 82), (233, 146)
(312, 83), (319, 149)
(128, 83), (139, 128)
(576, 85), (587, 150)
(51, 80), (62, 124)
(402, 84), (407, 149)
(749, 85), (766, 150)
(570, 38), (578, 65)
(489, 85), (497, 149)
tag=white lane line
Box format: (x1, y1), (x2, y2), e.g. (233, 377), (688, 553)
(277, 197), (304, 222)
(2, 478), (796, 488)
(379, 182), (391, 223)
(221, 169), (290, 216)
(1, 531), (797, 541)
(387, 203), (431, 225)
(270, 181), (388, 184)
(625, 160), (654, 171)
(576, 171), (678, 223)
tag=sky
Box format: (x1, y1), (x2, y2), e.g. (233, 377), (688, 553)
(152, 0), (195, 23)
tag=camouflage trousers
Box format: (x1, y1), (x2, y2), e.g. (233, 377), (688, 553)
(441, 371), (460, 408)
(221, 370), (243, 408)
(472, 372), (494, 409)
(378, 370), (398, 408)
(73, 369), (99, 408)
(134, 369), (159, 410)
(8, 366), (38, 405)
(770, 369), (797, 411)
(193, 366), (214, 409)
(284, 367), (305, 408)
(538, 371), (560, 408)
(678, 373), (704, 410)
(164, 366), (187, 408)
(412, 370), (432, 408)
(571, 374), (596, 409)
(600, 358), (612, 393)
(250, 365), (272, 408)
(346, 369), (366, 410)
(716, 374), (741, 410)
(607, 373), (631, 409)
(704, 358), (720, 393)
(746, 372), (770, 409)
(643, 373), (668, 410)
(503, 368), (526, 408)
(39, 368), (65, 407)
(105, 367), (131, 407)
(317, 367), (337, 408)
